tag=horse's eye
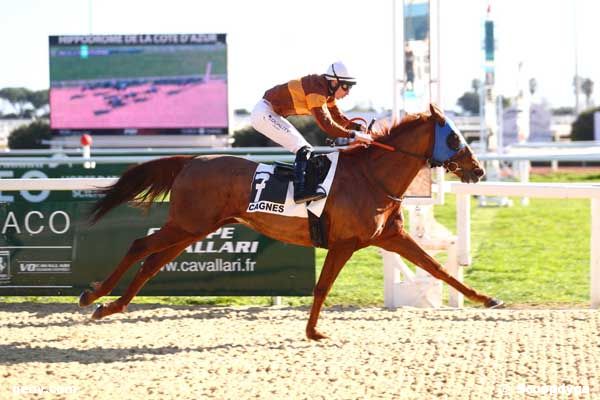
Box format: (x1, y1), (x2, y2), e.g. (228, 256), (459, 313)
(447, 133), (461, 151)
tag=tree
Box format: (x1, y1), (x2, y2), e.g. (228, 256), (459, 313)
(0, 87), (30, 117)
(457, 92), (479, 115)
(456, 79), (481, 115)
(8, 120), (51, 149)
(552, 106), (574, 116)
(529, 78), (537, 96)
(0, 87), (49, 118)
(582, 78), (594, 108)
(27, 89), (49, 110)
(233, 108), (250, 116)
(570, 106), (600, 141)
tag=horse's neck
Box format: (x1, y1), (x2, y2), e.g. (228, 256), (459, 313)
(368, 123), (432, 198)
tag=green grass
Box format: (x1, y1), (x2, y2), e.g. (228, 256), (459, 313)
(2, 171), (599, 308)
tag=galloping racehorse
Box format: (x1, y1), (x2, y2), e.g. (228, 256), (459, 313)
(79, 104), (503, 340)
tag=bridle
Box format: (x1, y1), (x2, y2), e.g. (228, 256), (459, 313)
(347, 117), (467, 174)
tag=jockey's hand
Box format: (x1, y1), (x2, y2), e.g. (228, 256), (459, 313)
(350, 130), (374, 145)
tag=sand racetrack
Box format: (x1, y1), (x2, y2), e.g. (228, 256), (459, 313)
(1, 303), (599, 399)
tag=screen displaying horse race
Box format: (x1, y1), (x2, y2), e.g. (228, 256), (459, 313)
(49, 34), (228, 135)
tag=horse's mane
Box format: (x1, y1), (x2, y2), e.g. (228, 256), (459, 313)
(341, 111), (430, 155)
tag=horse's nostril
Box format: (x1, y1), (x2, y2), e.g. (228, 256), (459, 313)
(474, 168), (485, 177)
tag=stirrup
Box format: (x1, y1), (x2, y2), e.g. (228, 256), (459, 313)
(294, 186), (327, 204)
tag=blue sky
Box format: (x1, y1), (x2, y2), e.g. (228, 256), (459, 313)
(1, 0), (598, 112)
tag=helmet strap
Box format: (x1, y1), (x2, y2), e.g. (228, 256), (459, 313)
(327, 79), (341, 96)
(327, 63), (342, 96)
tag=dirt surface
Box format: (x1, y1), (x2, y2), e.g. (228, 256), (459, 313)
(1, 303), (599, 399)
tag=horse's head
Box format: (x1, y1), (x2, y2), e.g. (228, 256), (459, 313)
(427, 104), (485, 183)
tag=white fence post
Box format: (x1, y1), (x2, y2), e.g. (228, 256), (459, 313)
(519, 160), (530, 206)
(446, 240), (463, 308)
(381, 250), (402, 308)
(591, 198), (600, 308)
(435, 166), (445, 204)
(456, 193), (471, 266)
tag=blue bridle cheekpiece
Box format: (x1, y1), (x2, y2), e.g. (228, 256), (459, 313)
(431, 117), (467, 166)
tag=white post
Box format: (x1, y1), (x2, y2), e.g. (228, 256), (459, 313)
(457, 193), (471, 266)
(591, 198), (600, 308)
(80, 133), (94, 169)
(381, 249), (402, 308)
(83, 144), (91, 169)
(436, 166), (445, 205)
(519, 160), (530, 206)
(446, 240), (463, 307)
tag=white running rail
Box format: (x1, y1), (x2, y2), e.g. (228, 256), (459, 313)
(451, 182), (600, 308)
(3, 178), (599, 308)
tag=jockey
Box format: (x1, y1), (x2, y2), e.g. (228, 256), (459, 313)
(251, 61), (373, 204)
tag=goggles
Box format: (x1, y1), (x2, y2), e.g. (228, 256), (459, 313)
(340, 82), (355, 91)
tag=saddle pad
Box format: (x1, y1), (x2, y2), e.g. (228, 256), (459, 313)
(247, 152), (339, 218)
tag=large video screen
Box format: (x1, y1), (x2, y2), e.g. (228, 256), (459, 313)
(49, 34), (228, 136)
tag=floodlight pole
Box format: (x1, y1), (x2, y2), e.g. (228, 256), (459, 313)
(392, 0), (405, 121)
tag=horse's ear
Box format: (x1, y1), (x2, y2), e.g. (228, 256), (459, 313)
(429, 103), (446, 124)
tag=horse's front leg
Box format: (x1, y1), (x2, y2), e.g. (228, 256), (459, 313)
(375, 231), (503, 308)
(306, 241), (356, 340)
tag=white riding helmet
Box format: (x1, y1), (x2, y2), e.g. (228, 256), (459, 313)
(324, 62), (357, 84)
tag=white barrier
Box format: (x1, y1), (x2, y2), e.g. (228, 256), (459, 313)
(0, 177), (116, 191)
(3, 177), (599, 308)
(0, 147), (342, 166)
(510, 141), (600, 149)
(477, 151), (600, 162)
(0, 146), (335, 156)
(452, 182), (600, 309)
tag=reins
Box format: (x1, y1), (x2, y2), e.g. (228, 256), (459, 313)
(348, 117), (428, 161)
(347, 116), (463, 201)
(355, 117), (465, 173)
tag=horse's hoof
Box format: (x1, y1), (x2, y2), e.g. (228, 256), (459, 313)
(485, 298), (505, 309)
(78, 290), (94, 307)
(91, 304), (105, 320)
(306, 329), (329, 341)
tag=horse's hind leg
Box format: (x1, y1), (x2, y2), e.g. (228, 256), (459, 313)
(377, 231), (503, 307)
(79, 223), (194, 307)
(91, 238), (195, 320)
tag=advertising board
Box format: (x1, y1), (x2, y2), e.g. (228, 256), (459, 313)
(0, 161), (315, 296)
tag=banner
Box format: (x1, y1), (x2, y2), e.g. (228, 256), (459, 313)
(0, 201), (315, 296)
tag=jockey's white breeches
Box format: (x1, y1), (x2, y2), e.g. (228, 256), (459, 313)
(250, 99), (311, 154)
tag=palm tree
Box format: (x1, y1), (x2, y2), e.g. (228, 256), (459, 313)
(529, 78), (537, 97)
(581, 78), (594, 108)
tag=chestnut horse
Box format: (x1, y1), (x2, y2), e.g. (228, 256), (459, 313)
(79, 104), (502, 340)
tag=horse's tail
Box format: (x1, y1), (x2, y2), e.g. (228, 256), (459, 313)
(90, 155), (195, 224)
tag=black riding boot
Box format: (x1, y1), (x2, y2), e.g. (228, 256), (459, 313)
(293, 146), (327, 204)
